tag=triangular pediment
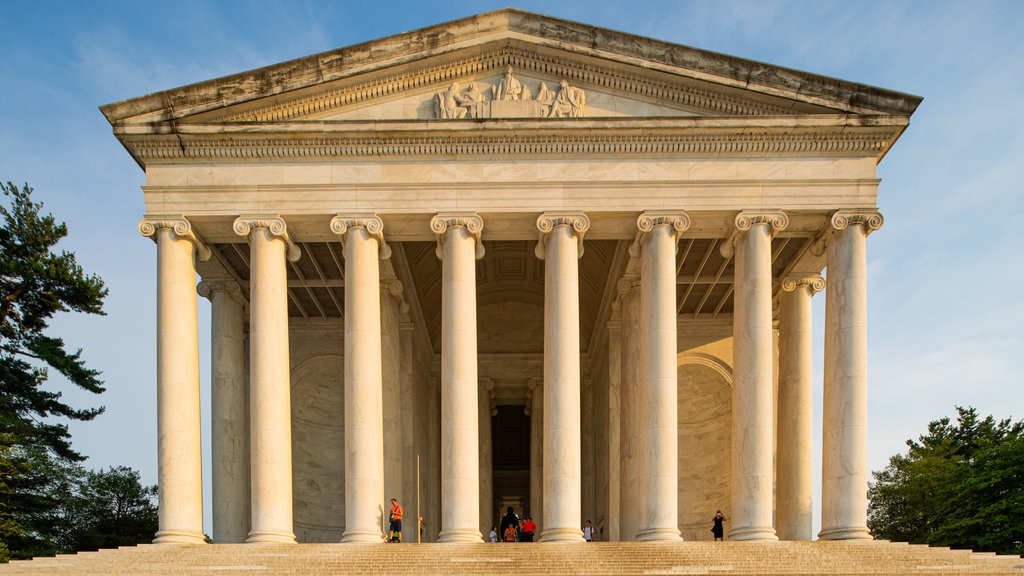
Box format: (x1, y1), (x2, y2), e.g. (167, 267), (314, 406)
(102, 8), (920, 128)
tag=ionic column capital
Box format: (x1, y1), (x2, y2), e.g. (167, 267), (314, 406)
(233, 216), (301, 262)
(431, 213), (485, 260)
(721, 211), (789, 258)
(535, 212), (590, 260)
(781, 275), (826, 296)
(197, 279), (241, 299)
(381, 277), (410, 314)
(139, 216), (211, 262)
(330, 214), (391, 260)
(830, 210), (884, 235)
(630, 211), (690, 258)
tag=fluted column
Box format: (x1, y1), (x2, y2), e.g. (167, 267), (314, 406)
(197, 280), (250, 543)
(776, 275), (824, 541)
(820, 211), (882, 541)
(725, 211), (786, 542)
(139, 217), (210, 544)
(635, 212), (689, 542)
(535, 212), (589, 542)
(234, 216), (300, 544)
(479, 379), (494, 538)
(617, 276), (640, 542)
(431, 213), (485, 543)
(527, 377), (543, 530)
(331, 214), (390, 543)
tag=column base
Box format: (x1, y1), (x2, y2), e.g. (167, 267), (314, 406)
(539, 527), (585, 542)
(153, 529), (206, 544)
(341, 529), (386, 544)
(727, 526), (779, 542)
(635, 527), (683, 542)
(246, 529), (297, 544)
(438, 528), (484, 543)
(818, 526), (873, 540)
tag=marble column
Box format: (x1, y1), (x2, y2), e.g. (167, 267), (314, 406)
(528, 378), (544, 530)
(635, 212), (689, 541)
(605, 312), (622, 543)
(331, 214), (390, 544)
(535, 212), (589, 542)
(139, 217), (210, 544)
(233, 216), (300, 544)
(431, 213), (485, 543)
(197, 280), (250, 543)
(725, 211), (786, 542)
(479, 379), (494, 538)
(820, 211), (882, 541)
(776, 275), (824, 541)
(617, 276), (640, 542)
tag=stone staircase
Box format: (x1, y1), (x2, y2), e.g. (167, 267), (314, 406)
(1, 541), (1021, 576)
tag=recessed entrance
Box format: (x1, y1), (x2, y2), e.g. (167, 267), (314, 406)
(491, 404), (531, 527)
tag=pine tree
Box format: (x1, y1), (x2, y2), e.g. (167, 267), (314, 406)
(0, 182), (108, 559)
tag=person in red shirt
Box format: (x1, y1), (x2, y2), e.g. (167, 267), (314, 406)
(388, 498), (403, 542)
(520, 517), (537, 542)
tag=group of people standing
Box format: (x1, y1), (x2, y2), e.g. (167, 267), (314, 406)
(491, 507), (538, 542)
(388, 500), (727, 543)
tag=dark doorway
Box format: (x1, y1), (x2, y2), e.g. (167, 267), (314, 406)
(492, 404), (531, 521)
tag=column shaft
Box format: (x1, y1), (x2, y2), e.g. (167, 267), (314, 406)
(338, 222), (386, 543)
(729, 213), (783, 541)
(618, 280), (640, 541)
(201, 282), (250, 543)
(820, 212), (879, 540)
(147, 222), (205, 544)
(776, 277), (822, 540)
(536, 214), (588, 542)
(244, 224), (295, 544)
(637, 217), (684, 541)
(435, 218), (483, 543)
(479, 383), (493, 538)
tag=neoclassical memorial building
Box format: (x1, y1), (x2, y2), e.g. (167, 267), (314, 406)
(102, 9), (920, 546)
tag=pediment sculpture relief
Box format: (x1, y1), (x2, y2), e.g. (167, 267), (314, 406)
(434, 66), (586, 119)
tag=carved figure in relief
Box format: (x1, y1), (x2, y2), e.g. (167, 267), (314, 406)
(493, 65), (523, 100)
(536, 82), (554, 105)
(548, 79), (586, 118)
(462, 82), (486, 117)
(435, 82), (468, 119)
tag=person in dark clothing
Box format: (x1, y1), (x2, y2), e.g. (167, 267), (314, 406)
(711, 510), (725, 541)
(499, 506), (520, 542)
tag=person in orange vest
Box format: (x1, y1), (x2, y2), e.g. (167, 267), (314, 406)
(388, 498), (403, 543)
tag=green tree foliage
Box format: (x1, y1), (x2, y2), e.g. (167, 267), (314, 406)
(4, 460), (157, 558)
(868, 406), (1024, 555)
(0, 182), (109, 559)
(0, 181), (108, 461)
(53, 466), (159, 552)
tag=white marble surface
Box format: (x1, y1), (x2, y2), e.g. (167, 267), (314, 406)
(728, 216), (780, 542)
(776, 277), (822, 541)
(338, 223), (386, 543)
(436, 220), (483, 543)
(637, 219), (683, 541)
(538, 217), (586, 542)
(147, 222), (205, 544)
(204, 281), (250, 543)
(821, 216), (875, 540)
(240, 222), (296, 544)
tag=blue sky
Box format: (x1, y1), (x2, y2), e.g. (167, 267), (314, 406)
(2, 0), (1022, 536)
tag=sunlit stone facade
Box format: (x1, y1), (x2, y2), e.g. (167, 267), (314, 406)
(106, 9), (919, 544)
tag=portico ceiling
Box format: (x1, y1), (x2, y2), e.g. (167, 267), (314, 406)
(203, 232), (816, 355)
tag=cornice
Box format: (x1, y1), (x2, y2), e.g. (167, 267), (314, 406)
(120, 119), (903, 164)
